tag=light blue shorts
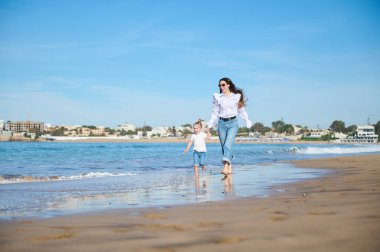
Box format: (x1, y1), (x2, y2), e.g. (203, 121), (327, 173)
(193, 151), (206, 166)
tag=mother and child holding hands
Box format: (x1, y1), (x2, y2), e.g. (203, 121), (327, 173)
(184, 77), (252, 177)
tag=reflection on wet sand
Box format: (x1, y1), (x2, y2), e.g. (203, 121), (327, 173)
(222, 174), (234, 196)
(194, 177), (207, 197)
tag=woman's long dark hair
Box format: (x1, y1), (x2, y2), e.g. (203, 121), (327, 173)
(219, 77), (247, 108)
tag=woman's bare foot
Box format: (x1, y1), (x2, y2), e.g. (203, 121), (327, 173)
(220, 161), (229, 175)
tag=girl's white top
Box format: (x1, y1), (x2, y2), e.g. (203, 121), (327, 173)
(207, 93), (252, 128)
(191, 131), (207, 152)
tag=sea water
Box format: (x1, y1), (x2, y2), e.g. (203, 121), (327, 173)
(0, 142), (379, 218)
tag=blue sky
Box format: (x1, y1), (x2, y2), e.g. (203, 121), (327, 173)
(1, 0), (379, 129)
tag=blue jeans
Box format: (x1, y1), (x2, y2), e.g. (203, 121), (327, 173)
(193, 151), (206, 166)
(218, 118), (238, 164)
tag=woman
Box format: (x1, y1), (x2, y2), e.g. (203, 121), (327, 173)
(207, 77), (252, 175)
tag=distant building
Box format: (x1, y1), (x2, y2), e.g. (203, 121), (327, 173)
(152, 126), (169, 137)
(340, 125), (378, 143)
(5, 121), (44, 132)
(265, 132), (284, 138)
(146, 131), (153, 138)
(44, 123), (52, 131)
(333, 132), (348, 139)
(66, 125), (82, 130)
(356, 125), (377, 139)
(76, 127), (91, 137)
(117, 123), (136, 132)
(0, 120), (11, 141)
(292, 125), (303, 135)
(89, 127), (108, 136)
(303, 129), (330, 139)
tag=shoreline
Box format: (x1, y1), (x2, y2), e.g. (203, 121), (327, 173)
(1, 154), (379, 251)
(0, 137), (362, 145)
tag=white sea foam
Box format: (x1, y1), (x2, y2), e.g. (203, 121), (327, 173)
(0, 172), (136, 184)
(296, 145), (380, 155)
(64, 172), (135, 180)
(266, 146), (299, 154)
(45, 136), (133, 141)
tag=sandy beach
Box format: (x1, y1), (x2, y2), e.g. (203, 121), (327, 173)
(1, 154), (379, 252)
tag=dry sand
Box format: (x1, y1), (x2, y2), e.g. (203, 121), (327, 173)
(1, 154), (379, 252)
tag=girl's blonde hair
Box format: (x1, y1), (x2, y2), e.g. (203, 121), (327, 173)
(193, 118), (204, 128)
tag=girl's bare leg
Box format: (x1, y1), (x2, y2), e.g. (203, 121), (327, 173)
(194, 166), (199, 177)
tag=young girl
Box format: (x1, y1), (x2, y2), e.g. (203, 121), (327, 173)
(183, 119), (211, 177)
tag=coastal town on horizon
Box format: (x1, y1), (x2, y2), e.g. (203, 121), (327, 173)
(1, 118), (379, 144)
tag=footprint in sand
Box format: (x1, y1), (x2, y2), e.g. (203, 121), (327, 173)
(143, 213), (166, 220)
(113, 223), (189, 233)
(363, 214), (380, 219)
(214, 236), (244, 244)
(113, 225), (132, 233)
(270, 210), (289, 222)
(31, 227), (75, 241)
(137, 223), (190, 232)
(307, 211), (337, 215)
(198, 221), (224, 228)
(148, 248), (176, 252)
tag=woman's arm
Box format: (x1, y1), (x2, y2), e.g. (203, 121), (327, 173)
(204, 129), (211, 139)
(238, 106), (253, 128)
(207, 93), (220, 129)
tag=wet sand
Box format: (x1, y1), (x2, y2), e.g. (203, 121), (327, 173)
(1, 154), (379, 252)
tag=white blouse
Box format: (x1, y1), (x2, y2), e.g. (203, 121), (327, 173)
(207, 93), (252, 128)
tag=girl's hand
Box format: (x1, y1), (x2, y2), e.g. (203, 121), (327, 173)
(183, 149), (188, 154)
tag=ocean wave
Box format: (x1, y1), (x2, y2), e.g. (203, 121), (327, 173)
(264, 145), (380, 155)
(0, 172), (136, 184)
(266, 146), (299, 154)
(296, 145), (380, 155)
